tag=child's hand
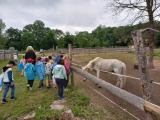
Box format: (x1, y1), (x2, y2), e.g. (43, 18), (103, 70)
(11, 82), (14, 86)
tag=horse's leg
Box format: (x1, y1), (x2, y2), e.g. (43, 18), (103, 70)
(116, 76), (120, 87)
(96, 70), (101, 88)
(114, 69), (121, 88)
(83, 69), (88, 82)
(119, 76), (124, 89)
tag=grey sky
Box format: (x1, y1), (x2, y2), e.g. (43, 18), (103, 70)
(0, 0), (127, 34)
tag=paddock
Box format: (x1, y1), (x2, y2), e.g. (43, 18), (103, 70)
(68, 49), (160, 120)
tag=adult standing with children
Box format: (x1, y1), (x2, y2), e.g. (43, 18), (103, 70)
(52, 58), (67, 101)
(25, 46), (36, 65)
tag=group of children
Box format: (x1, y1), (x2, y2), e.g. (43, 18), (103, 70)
(1, 53), (70, 103)
(24, 54), (70, 90)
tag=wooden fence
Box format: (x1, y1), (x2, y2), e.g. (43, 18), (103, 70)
(0, 49), (17, 60)
(70, 65), (160, 116)
(57, 46), (132, 55)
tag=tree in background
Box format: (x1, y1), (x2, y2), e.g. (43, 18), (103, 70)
(5, 27), (22, 50)
(22, 20), (58, 50)
(63, 32), (75, 48)
(3, 19), (160, 51)
(106, 0), (160, 68)
(0, 19), (6, 49)
(75, 31), (90, 48)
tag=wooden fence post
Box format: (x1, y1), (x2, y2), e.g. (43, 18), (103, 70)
(132, 28), (159, 120)
(68, 44), (74, 86)
(56, 46), (59, 55)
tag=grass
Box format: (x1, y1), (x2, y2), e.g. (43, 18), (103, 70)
(154, 49), (160, 56)
(0, 59), (102, 119)
(64, 85), (103, 120)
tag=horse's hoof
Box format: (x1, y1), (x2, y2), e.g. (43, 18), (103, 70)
(98, 85), (101, 88)
(83, 79), (86, 82)
(95, 83), (98, 85)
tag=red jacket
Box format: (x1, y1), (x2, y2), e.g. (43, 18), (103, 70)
(64, 59), (70, 74)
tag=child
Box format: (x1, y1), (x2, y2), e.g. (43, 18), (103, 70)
(24, 58), (35, 90)
(14, 53), (18, 64)
(41, 53), (46, 65)
(52, 54), (64, 69)
(48, 56), (53, 64)
(1, 61), (16, 103)
(45, 58), (52, 88)
(63, 54), (70, 89)
(35, 57), (45, 89)
(20, 56), (26, 76)
(52, 58), (67, 101)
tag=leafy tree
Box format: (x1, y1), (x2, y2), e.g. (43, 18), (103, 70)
(41, 28), (57, 49)
(54, 29), (64, 39)
(21, 31), (36, 49)
(75, 31), (90, 47)
(57, 37), (65, 48)
(5, 27), (22, 50)
(63, 32), (75, 48)
(23, 20), (45, 50)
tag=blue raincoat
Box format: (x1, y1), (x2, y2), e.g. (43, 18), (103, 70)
(24, 63), (35, 80)
(52, 55), (60, 69)
(35, 61), (45, 80)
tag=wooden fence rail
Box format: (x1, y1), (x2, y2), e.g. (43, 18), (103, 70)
(70, 65), (160, 116)
(58, 47), (132, 55)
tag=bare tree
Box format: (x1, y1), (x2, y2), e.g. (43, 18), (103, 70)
(106, 0), (160, 68)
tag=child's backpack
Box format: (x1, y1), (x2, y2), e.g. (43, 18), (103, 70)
(0, 73), (4, 91)
(18, 60), (23, 71)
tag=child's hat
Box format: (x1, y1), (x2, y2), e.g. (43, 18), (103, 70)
(27, 58), (34, 62)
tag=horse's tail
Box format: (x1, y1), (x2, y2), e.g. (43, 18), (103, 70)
(122, 62), (126, 86)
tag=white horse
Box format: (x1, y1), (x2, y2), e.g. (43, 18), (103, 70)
(82, 57), (126, 88)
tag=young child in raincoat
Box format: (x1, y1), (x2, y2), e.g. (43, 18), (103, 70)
(35, 57), (45, 89)
(24, 58), (35, 91)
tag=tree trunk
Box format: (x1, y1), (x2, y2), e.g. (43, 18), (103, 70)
(146, 0), (155, 69)
(148, 40), (154, 69)
(132, 29), (157, 120)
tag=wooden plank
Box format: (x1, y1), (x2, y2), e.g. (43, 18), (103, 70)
(144, 101), (160, 116)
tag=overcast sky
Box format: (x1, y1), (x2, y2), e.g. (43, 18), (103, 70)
(0, 0), (128, 34)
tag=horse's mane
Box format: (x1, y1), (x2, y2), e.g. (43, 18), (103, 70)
(86, 57), (101, 68)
